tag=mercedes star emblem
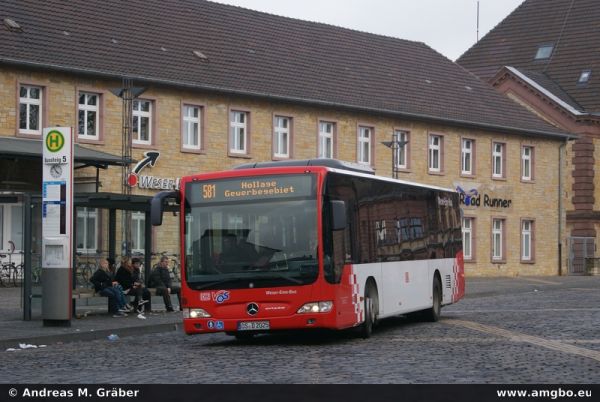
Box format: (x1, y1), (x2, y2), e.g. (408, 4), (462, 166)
(246, 303), (259, 316)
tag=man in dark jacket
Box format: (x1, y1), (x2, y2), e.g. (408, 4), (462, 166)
(90, 259), (129, 316)
(115, 257), (151, 313)
(149, 256), (181, 312)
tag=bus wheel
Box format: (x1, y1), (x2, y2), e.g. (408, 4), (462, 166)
(359, 284), (378, 339)
(424, 277), (442, 322)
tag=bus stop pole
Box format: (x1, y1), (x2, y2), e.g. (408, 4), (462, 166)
(108, 209), (116, 262)
(23, 193), (32, 321)
(144, 210), (152, 286)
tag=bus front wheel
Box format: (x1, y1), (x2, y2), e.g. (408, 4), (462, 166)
(359, 284), (378, 339)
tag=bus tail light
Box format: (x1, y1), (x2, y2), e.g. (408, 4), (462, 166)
(297, 301), (333, 314)
(183, 308), (211, 319)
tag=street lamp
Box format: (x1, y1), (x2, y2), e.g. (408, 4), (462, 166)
(381, 132), (409, 179)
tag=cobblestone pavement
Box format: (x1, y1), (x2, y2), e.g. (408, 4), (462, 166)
(1, 277), (599, 384)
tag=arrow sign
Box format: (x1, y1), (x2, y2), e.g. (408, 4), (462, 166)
(132, 151), (160, 175)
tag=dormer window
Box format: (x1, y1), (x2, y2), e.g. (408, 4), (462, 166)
(578, 70), (591, 84)
(535, 44), (553, 60)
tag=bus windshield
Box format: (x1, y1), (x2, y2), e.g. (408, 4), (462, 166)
(183, 175), (319, 290)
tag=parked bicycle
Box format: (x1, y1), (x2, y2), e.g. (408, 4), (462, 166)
(75, 251), (105, 287)
(170, 254), (181, 283)
(118, 251), (181, 284)
(0, 255), (13, 287)
(0, 241), (23, 287)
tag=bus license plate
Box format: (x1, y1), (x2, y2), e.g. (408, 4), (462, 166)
(237, 321), (270, 331)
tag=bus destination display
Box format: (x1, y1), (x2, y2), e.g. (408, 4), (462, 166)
(189, 175), (315, 204)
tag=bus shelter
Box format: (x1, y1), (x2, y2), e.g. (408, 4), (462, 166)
(14, 192), (179, 321)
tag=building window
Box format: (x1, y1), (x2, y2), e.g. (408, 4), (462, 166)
(521, 220), (534, 262)
(273, 116), (291, 158)
(0, 204), (23, 252)
(492, 142), (505, 178)
(78, 92), (100, 140)
(461, 138), (474, 175)
(230, 110), (248, 154)
(131, 212), (145, 254)
(19, 85), (43, 135)
(428, 134), (442, 173)
(395, 130), (409, 170)
(521, 146), (533, 181)
(535, 44), (553, 60)
(132, 100), (152, 145)
(182, 105), (202, 150)
(358, 126), (373, 165)
(578, 70), (591, 84)
(76, 207), (98, 252)
(462, 217), (474, 260)
(492, 218), (504, 261)
(318, 121), (335, 158)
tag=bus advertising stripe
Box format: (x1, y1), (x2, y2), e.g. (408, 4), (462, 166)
(349, 270), (362, 324)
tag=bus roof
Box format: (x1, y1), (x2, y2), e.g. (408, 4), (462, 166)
(234, 158), (375, 175)
(232, 159), (456, 194)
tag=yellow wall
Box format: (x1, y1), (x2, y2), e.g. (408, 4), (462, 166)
(0, 66), (565, 276)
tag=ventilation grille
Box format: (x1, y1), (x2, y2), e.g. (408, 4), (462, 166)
(445, 275), (452, 289)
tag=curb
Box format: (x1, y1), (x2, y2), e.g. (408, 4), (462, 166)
(1, 323), (179, 350)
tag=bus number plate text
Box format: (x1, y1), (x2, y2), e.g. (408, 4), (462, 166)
(237, 321), (270, 331)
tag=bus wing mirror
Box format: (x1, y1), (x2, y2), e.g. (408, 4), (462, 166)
(151, 191), (180, 226)
(331, 200), (346, 231)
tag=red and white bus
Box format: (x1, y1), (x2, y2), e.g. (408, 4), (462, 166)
(151, 159), (464, 338)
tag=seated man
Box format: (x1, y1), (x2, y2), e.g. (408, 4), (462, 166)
(149, 256), (181, 312)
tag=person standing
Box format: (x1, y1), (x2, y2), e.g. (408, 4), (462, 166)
(90, 259), (130, 317)
(115, 257), (151, 313)
(149, 256), (181, 312)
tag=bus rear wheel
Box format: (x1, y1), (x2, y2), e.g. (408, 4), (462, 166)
(423, 277), (442, 322)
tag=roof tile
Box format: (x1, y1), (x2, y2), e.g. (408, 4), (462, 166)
(0, 0), (568, 138)
(458, 0), (600, 113)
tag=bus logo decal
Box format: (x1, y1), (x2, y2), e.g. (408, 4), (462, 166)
(213, 290), (230, 304)
(246, 303), (259, 316)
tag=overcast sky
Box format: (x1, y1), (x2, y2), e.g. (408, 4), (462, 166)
(211, 0), (525, 61)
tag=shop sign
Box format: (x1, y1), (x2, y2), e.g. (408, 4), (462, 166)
(455, 184), (512, 209)
(126, 151), (180, 190)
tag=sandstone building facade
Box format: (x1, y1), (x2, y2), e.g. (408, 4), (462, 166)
(0, 0), (572, 276)
(458, 0), (600, 274)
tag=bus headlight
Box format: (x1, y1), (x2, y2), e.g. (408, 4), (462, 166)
(183, 308), (211, 319)
(297, 301), (333, 314)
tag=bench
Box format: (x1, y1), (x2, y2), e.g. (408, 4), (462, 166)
(72, 287), (159, 299)
(72, 287), (165, 314)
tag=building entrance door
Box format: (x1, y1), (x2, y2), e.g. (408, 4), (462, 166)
(567, 237), (595, 275)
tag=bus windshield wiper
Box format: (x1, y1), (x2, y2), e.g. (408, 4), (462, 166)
(256, 272), (303, 284)
(193, 278), (247, 290)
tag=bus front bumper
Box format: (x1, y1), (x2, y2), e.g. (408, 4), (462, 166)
(183, 313), (339, 335)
